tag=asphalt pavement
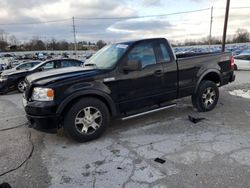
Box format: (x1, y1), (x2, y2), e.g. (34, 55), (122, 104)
(0, 71), (250, 188)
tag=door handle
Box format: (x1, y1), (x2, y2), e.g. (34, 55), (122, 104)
(154, 70), (163, 76)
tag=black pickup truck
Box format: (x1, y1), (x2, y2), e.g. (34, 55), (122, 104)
(23, 38), (235, 142)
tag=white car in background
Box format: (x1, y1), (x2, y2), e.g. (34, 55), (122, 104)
(234, 51), (250, 70)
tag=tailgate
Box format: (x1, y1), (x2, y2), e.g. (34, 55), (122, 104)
(217, 52), (233, 72)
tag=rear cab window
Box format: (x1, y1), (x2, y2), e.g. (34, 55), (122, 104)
(155, 42), (171, 63)
(160, 43), (171, 62)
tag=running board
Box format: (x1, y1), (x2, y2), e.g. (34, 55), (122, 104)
(121, 104), (176, 120)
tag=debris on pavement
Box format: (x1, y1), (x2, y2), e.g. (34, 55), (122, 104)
(188, 115), (206, 124)
(0, 182), (12, 188)
(154, 158), (166, 164)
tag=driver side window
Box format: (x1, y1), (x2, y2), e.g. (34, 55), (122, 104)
(127, 42), (156, 68)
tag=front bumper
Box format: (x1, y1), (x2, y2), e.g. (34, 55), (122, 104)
(23, 97), (61, 132)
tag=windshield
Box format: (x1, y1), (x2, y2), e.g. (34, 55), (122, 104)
(85, 44), (128, 69)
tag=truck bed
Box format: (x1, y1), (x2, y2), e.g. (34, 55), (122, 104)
(176, 52), (232, 98)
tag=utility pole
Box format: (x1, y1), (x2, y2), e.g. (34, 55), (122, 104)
(72, 16), (77, 55)
(222, 0), (230, 52)
(209, 6), (213, 51)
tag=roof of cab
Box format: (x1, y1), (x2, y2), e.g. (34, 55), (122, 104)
(117, 38), (167, 45)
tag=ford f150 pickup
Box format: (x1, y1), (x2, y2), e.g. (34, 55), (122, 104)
(22, 38), (235, 142)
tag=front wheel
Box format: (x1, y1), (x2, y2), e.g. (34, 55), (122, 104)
(17, 79), (26, 93)
(192, 80), (219, 112)
(63, 97), (110, 142)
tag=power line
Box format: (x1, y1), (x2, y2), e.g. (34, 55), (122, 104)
(0, 6), (249, 27)
(0, 18), (71, 26)
(216, 6), (250, 9)
(76, 8), (210, 20)
(0, 8), (211, 26)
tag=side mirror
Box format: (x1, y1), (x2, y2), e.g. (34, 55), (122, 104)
(123, 60), (142, 72)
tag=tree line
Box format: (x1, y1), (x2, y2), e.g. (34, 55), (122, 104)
(0, 31), (107, 51)
(172, 28), (250, 47)
(0, 28), (250, 51)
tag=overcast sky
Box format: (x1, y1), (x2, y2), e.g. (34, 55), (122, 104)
(0, 0), (249, 43)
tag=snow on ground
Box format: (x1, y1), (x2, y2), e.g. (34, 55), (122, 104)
(229, 89), (250, 99)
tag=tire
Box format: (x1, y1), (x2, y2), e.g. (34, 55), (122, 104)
(192, 80), (219, 112)
(63, 97), (110, 142)
(17, 79), (26, 93)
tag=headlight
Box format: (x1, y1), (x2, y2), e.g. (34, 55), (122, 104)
(0, 76), (8, 82)
(31, 87), (54, 101)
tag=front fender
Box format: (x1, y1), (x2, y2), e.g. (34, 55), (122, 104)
(56, 89), (117, 116)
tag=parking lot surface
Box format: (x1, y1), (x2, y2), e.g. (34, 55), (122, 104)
(0, 71), (250, 188)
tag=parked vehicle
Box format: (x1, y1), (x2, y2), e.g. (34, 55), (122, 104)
(22, 38), (235, 142)
(1, 61), (40, 75)
(14, 61), (41, 70)
(0, 58), (83, 93)
(0, 63), (6, 74)
(234, 52), (250, 70)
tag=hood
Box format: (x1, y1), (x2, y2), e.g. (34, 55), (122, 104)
(26, 66), (104, 85)
(1, 68), (28, 76)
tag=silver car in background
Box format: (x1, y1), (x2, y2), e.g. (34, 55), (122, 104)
(234, 50), (250, 70)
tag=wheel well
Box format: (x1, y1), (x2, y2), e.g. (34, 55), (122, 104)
(201, 72), (220, 84)
(61, 94), (113, 117)
(17, 77), (25, 83)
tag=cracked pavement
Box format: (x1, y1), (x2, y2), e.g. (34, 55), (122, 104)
(0, 71), (250, 188)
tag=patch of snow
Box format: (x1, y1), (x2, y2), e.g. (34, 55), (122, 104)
(229, 89), (250, 99)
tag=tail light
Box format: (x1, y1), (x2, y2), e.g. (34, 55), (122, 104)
(230, 56), (235, 70)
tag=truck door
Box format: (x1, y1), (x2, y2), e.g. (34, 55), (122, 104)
(155, 41), (178, 101)
(116, 40), (165, 113)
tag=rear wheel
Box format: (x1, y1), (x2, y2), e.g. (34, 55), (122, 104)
(63, 97), (110, 142)
(192, 80), (219, 112)
(17, 79), (26, 93)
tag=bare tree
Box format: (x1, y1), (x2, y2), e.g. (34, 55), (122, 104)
(9, 35), (18, 46)
(0, 30), (8, 50)
(96, 40), (106, 49)
(233, 28), (250, 43)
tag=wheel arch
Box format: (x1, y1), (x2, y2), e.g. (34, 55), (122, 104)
(195, 70), (222, 93)
(57, 90), (117, 117)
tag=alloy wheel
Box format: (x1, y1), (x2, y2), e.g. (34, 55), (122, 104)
(202, 87), (216, 108)
(74, 106), (102, 135)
